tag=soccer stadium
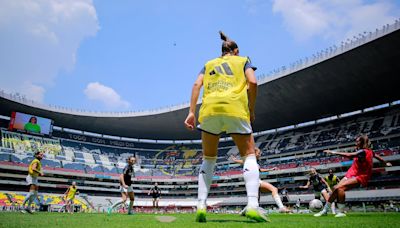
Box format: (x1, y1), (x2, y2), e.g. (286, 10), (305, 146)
(1, 2), (400, 228)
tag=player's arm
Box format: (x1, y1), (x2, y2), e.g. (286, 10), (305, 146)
(184, 73), (203, 130)
(299, 181), (310, 189)
(31, 162), (44, 176)
(323, 149), (364, 158)
(119, 174), (128, 188)
(373, 152), (392, 167)
(63, 188), (70, 199)
(259, 167), (278, 172)
(229, 155), (243, 165)
(148, 187), (153, 195)
(245, 67), (257, 123)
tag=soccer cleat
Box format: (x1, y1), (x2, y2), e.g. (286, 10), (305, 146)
(107, 207), (112, 215)
(22, 208), (33, 214)
(335, 212), (346, 218)
(279, 207), (292, 213)
(245, 207), (270, 222)
(195, 208), (207, 223)
(314, 210), (328, 217)
(127, 210), (134, 215)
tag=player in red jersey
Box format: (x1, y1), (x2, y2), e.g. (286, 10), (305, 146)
(314, 135), (392, 217)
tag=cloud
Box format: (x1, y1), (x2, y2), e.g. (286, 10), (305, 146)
(0, 0), (99, 101)
(272, 0), (399, 42)
(84, 82), (131, 109)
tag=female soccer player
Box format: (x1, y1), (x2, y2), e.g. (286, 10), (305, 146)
(231, 148), (290, 213)
(324, 169), (340, 214)
(108, 156), (136, 215)
(148, 182), (161, 210)
(314, 135), (392, 217)
(62, 182), (79, 214)
(184, 31), (267, 222)
(299, 167), (332, 202)
(21, 151), (44, 214)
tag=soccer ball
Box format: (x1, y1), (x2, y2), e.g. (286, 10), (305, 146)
(309, 199), (323, 212)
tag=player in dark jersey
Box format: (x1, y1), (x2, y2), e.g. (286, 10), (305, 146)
(315, 135), (392, 217)
(108, 156), (136, 215)
(299, 167), (331, 202)
(280, 187), (290, 206)
(231, 148), (290, 214)
(148, 182), (161, 210)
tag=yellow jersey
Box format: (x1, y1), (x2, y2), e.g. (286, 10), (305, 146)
(67, 186), (78, 200)
(199, 55), (250, 123)
(28, 158), (41, 177)
(324, 175), (339, 188)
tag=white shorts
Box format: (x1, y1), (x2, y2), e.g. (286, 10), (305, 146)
(26, 175), (38, 186)
(120, 186), (134, 193)
(198, 116), (252, 135)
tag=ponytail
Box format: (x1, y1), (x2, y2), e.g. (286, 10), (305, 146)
(219, 31), (238, 55)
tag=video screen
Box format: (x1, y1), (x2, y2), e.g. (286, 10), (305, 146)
(8, 112), (53, 136)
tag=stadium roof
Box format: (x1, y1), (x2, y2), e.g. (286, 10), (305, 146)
(1, 26), (400, 140)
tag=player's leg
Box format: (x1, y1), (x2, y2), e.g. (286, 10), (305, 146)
(26, 183), (38, 213)
(22, 184), (34, 207)
(260, 182), (289, 212)
(334, 177), (359, 217)
(69, 199), (75, 214)
(196, 131), (219, 222)
(109, 191), (127, 214)
(232, 134), (268, 222)
(127, 191), (134, 215)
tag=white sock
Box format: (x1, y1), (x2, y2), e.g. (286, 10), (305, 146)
(22, 192), (34, 206)
(197, 157), (216, 209)
(111, 200), (124, 210)
(128, 201), (134, 213)
(337, 203), (345, 213)
(27, 191), (37, 208)
(322, 202), (331, 212)
(243, 154), (260, 209)
(331, 202), (336, 213)
(33, 191), (39, 204)
(273, 194), (284, 209)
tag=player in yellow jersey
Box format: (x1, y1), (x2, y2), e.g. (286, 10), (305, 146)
(61, 182), (79, 214)
(21, 151), (44, 214)
(324, 169), (340, 214)
(184, 31), (267, 222)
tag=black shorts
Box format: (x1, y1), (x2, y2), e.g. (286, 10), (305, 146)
(282, 196), (289, 203)
(152, 194), (160, 199)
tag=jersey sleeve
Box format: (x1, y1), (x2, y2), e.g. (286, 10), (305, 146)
(122, 165), (129, 175)
(245, 57), (257, 71)
(356, 149), (366, 159)
(199, 66), (205, 75)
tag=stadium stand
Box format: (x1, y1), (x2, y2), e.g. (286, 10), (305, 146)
(0, 20), (399, 212)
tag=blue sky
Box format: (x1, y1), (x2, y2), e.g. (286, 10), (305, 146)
(0, 0), (399, 112)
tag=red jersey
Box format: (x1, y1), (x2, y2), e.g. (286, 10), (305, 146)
(345, 149), (373, 187)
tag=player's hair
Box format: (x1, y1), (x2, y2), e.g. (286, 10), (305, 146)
(34, 151), (42, 156)
(219, 31), (238, 56)
(356, 135), (370, 149)
(29, 116), (37, 123)
(127, 155), (135, 162)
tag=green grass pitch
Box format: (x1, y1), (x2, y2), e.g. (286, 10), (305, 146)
(0, 212), (399, 228)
